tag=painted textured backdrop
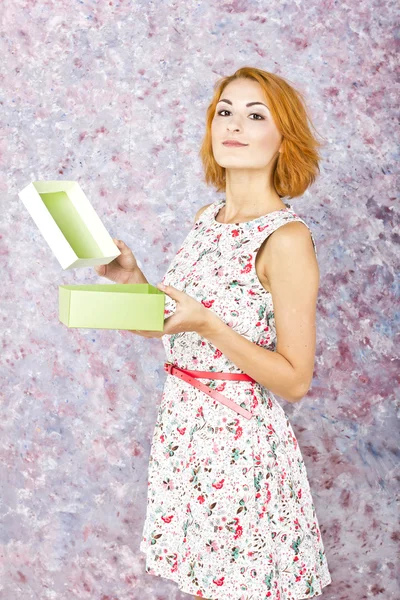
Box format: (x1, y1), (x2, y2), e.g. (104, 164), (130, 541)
(1, 0), (398, 599)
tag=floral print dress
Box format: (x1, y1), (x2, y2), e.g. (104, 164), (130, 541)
(139, 199), (332, 599)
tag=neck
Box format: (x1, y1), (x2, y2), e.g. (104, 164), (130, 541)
(223, 167), (286, 220)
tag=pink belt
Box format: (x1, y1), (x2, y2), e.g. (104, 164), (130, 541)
(163, 361), (255, 420)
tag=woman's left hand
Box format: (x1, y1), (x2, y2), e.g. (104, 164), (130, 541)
(129, 283), (212, 338)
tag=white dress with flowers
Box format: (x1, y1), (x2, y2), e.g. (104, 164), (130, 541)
(139, 199), (332, 599)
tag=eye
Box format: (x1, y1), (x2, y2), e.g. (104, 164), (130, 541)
(217, 109), (264, 120)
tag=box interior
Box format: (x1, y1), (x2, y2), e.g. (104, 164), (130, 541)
(39, 191), (104, 258)
(60, 284), (163, 294)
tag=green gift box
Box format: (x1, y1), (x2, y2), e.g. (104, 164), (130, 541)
(19, 180), (166, 331)
(18, 180), (121, 270)
(59, 284), (166, 331)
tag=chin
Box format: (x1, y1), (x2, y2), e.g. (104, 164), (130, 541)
(214, 158), (251, 168)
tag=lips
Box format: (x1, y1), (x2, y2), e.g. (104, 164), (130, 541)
(223, 141), (248, 147)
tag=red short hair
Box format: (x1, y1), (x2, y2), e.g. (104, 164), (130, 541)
(199, 66), (327, 199)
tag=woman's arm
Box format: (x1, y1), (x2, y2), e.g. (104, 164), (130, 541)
(198, 221), (319, 404)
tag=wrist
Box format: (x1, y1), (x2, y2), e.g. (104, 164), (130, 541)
(197, 309), (221, 338)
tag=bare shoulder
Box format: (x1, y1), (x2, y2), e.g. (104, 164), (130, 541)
(194, 203), (213, 224)
(268, 220), (316, 248)
(262, 220), (318, 279)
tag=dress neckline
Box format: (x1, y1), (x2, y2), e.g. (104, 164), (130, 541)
(212, 199), (293, 226)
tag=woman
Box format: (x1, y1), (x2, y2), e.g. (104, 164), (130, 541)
(96, 66), (332, 599)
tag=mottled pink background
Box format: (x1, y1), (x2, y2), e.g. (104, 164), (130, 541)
(1, 0), (398, 599)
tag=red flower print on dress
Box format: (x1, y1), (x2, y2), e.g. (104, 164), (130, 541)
(234, 524), (243, 539)
(240, 263), (252, 274)
(161, 515), (174, 523)
(177, 427), (186, 435)
(234, 425), (243, 440)
(215, 381), (226, 392)
(251, 396), (259, 411)
(196, 406), (204, 418)
(289, 429), (298, 450)
(232, 229), (240, 237)
(172, 559), (178, 572)
(265, 483), (272, 505)
(197, 495), (205, 504)
(212, 478), (225, 490)
(201, 299), (215, 308)
(212, 576), (225, 586)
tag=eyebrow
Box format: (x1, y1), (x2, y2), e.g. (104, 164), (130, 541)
(217, 99), (270, 110)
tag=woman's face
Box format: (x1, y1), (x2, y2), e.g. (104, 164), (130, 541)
(211, 78), (283, 172)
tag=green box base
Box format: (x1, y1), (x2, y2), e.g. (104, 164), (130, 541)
(59, 283), (165, 331)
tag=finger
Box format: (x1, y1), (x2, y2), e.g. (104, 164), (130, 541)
(136, 330), (151, 337)
(113, 238), (128, 250)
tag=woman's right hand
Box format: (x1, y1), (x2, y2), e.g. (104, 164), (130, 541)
(94, 239), (139, 284)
